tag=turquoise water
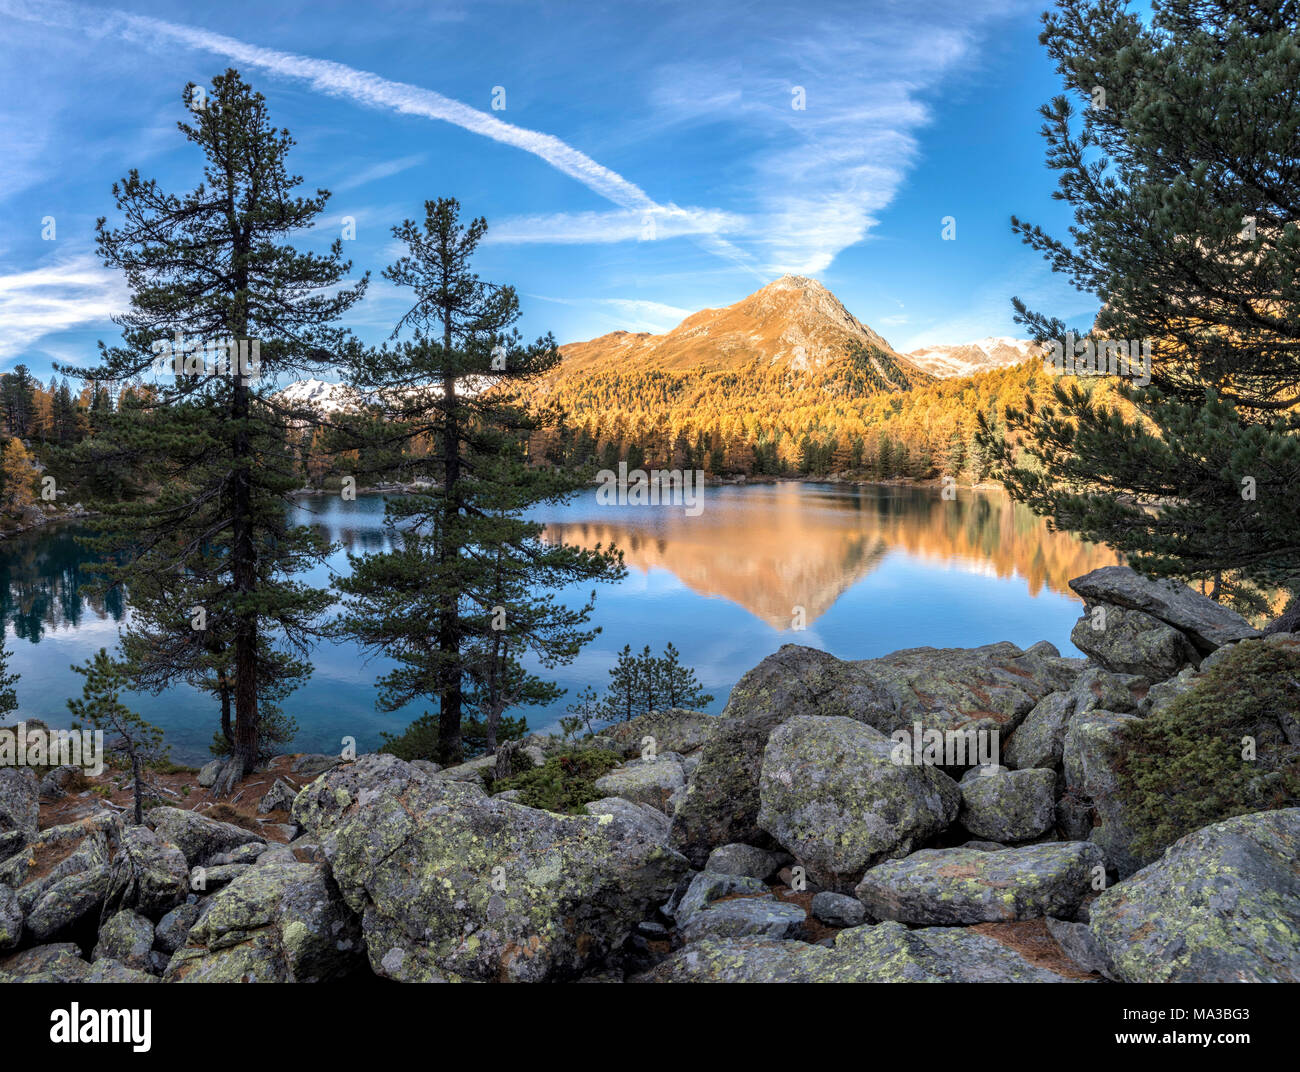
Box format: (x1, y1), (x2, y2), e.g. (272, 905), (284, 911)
(0, 483), (1114, 764)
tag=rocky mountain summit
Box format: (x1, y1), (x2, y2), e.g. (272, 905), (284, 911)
(1, 566), (1296, 983)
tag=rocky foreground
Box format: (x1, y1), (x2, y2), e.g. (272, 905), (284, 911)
(1, 566), (1297, 983)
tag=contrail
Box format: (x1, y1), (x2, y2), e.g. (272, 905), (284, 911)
(2, 0), (762, 278)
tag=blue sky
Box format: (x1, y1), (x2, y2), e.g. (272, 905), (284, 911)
(0, 0), (1102, 382)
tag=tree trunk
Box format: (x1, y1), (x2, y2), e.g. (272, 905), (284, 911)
(437, 298), (462, 765)
(226, 348), (260, 792)
(218, 670), (232, 747)
(131, 752), (143, 825)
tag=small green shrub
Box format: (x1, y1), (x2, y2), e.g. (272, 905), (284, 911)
(1114, 639), (1300, 856)
(493, 749), (622, 814)
(379, 711), (526, 763)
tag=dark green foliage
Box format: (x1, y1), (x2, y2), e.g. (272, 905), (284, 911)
(0, 641), (18, 720)
(492, 749), (621, 814)
(68, 647), (168, 824)
(1114, 641), (1300, 857)
(74, 70), (367, 787)
(378, 710), (527, 763)
(599, 642), (714, 723)
(334, 197), (624, 764)
(982, 0), (1300, 618)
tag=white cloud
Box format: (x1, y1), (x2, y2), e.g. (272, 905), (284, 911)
(485, 206), (744, 245)
(0, 253), (127, 362)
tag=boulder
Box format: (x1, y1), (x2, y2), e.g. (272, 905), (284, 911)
(703, 843), (786, 882)
(958, 767), (1056, 842)
(1071, 604), (1199, 679)
(111, 823), (189, 917)
(1089, 808), (1300, 982)
(197, 760), (223, 788)
(638, 922), (1082, 982)
(165, 860), (363, 983)
(1069, 566), (1260, 651)
(678, 898), (805, 943)
(1045, 917), (1116, 979)
(144, 807), (264, 868)
(810, 890), (867, 928)
(257, 778), (298, 815)
(1004, 668), (1147, 770)
(582, 797), (672, 843)
(1062, 710), (1147, 876)
(0, 812), (121, 942)
(87, 959), (158, 983)
(190, 863), (251, 892)
(38, 765), (82, 802)
(290, 753), (346, 777)
(0, 768), (38, 846)
(670, 642), (1078, 866)
(1140, 666), (1201, 714)
(0, 943), (92, 983)
(854, 842), (1105, 924)
(593, 754), (685, 814)
(206, 842), (268, 866)
(602, 709), (719, 758)
(291, 752), (442, 840)
(154, 903), (200, 955)
(757, 715), (960, 890)
(0, 883), (20, 951)
(670, 870), (772, 924)
(92, 909), (155, 973)
(317, 756), (690, 982)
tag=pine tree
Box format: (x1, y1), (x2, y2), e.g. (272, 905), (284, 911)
(0, 639), (19, 720)
(68, 648), (167, 824)
(982, 0), (1300, 622)
(335, 198), (624, 764)
(75, 70), (368, 791)
(660, 641), (714, 709)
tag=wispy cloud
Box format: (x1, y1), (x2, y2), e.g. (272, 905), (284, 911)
(0, 253), (127, 362)
(331, 153), (428, 192)
(531, 295), (692, 334)
(486, 206), (744, 246)
(3, 0), (762, 281)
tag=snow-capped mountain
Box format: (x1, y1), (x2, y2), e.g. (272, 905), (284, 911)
(905, 337), (1044, 379)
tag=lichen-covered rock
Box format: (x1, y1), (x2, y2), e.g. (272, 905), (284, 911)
(854, 842), (1105, 924)
(670, 642), (1078, 866)
(593, 754), (685, 814)
(0, 942), (92, 983)
(87, 958), (159, 983)
(602, 709), (718, 758)
(144, 807), (263, 868)
(38, 765), (81, 802)
(154, 903), (200, 955)
(291, 752), (440, 839)
(582, 797), (672, 843)
(959, 767), (1056, 842)
(671, 870), (772, 923)
(1004, 669), (1147, 770)
(112, 823), (189, 917)
(1069, 565), (1260, 651)
(291, 753), (346, 777)
(704, 843), (786, 881)
(1071, 603), (1200, 680)
(637, 922), (1082, 982)
(0, 883), (20, 950)
(1140, 666), (1200, 714)
(0, 812), (121, 942)
(679, 897), (805, 943)
(757, 715), (960, 890)
(197, 759), (223, 787)
(1062, 710), (1147, 876)
(318, 757), (690, 982)
(0, 768), (38, 846)
(92, 909), (155, 973)
(1089, 808), (1300, 983)
(165, 860), (362, 983)
(1045, 917), (1115, 979)
(810, 890), (867, 927)
(257, 778), (298, 815)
